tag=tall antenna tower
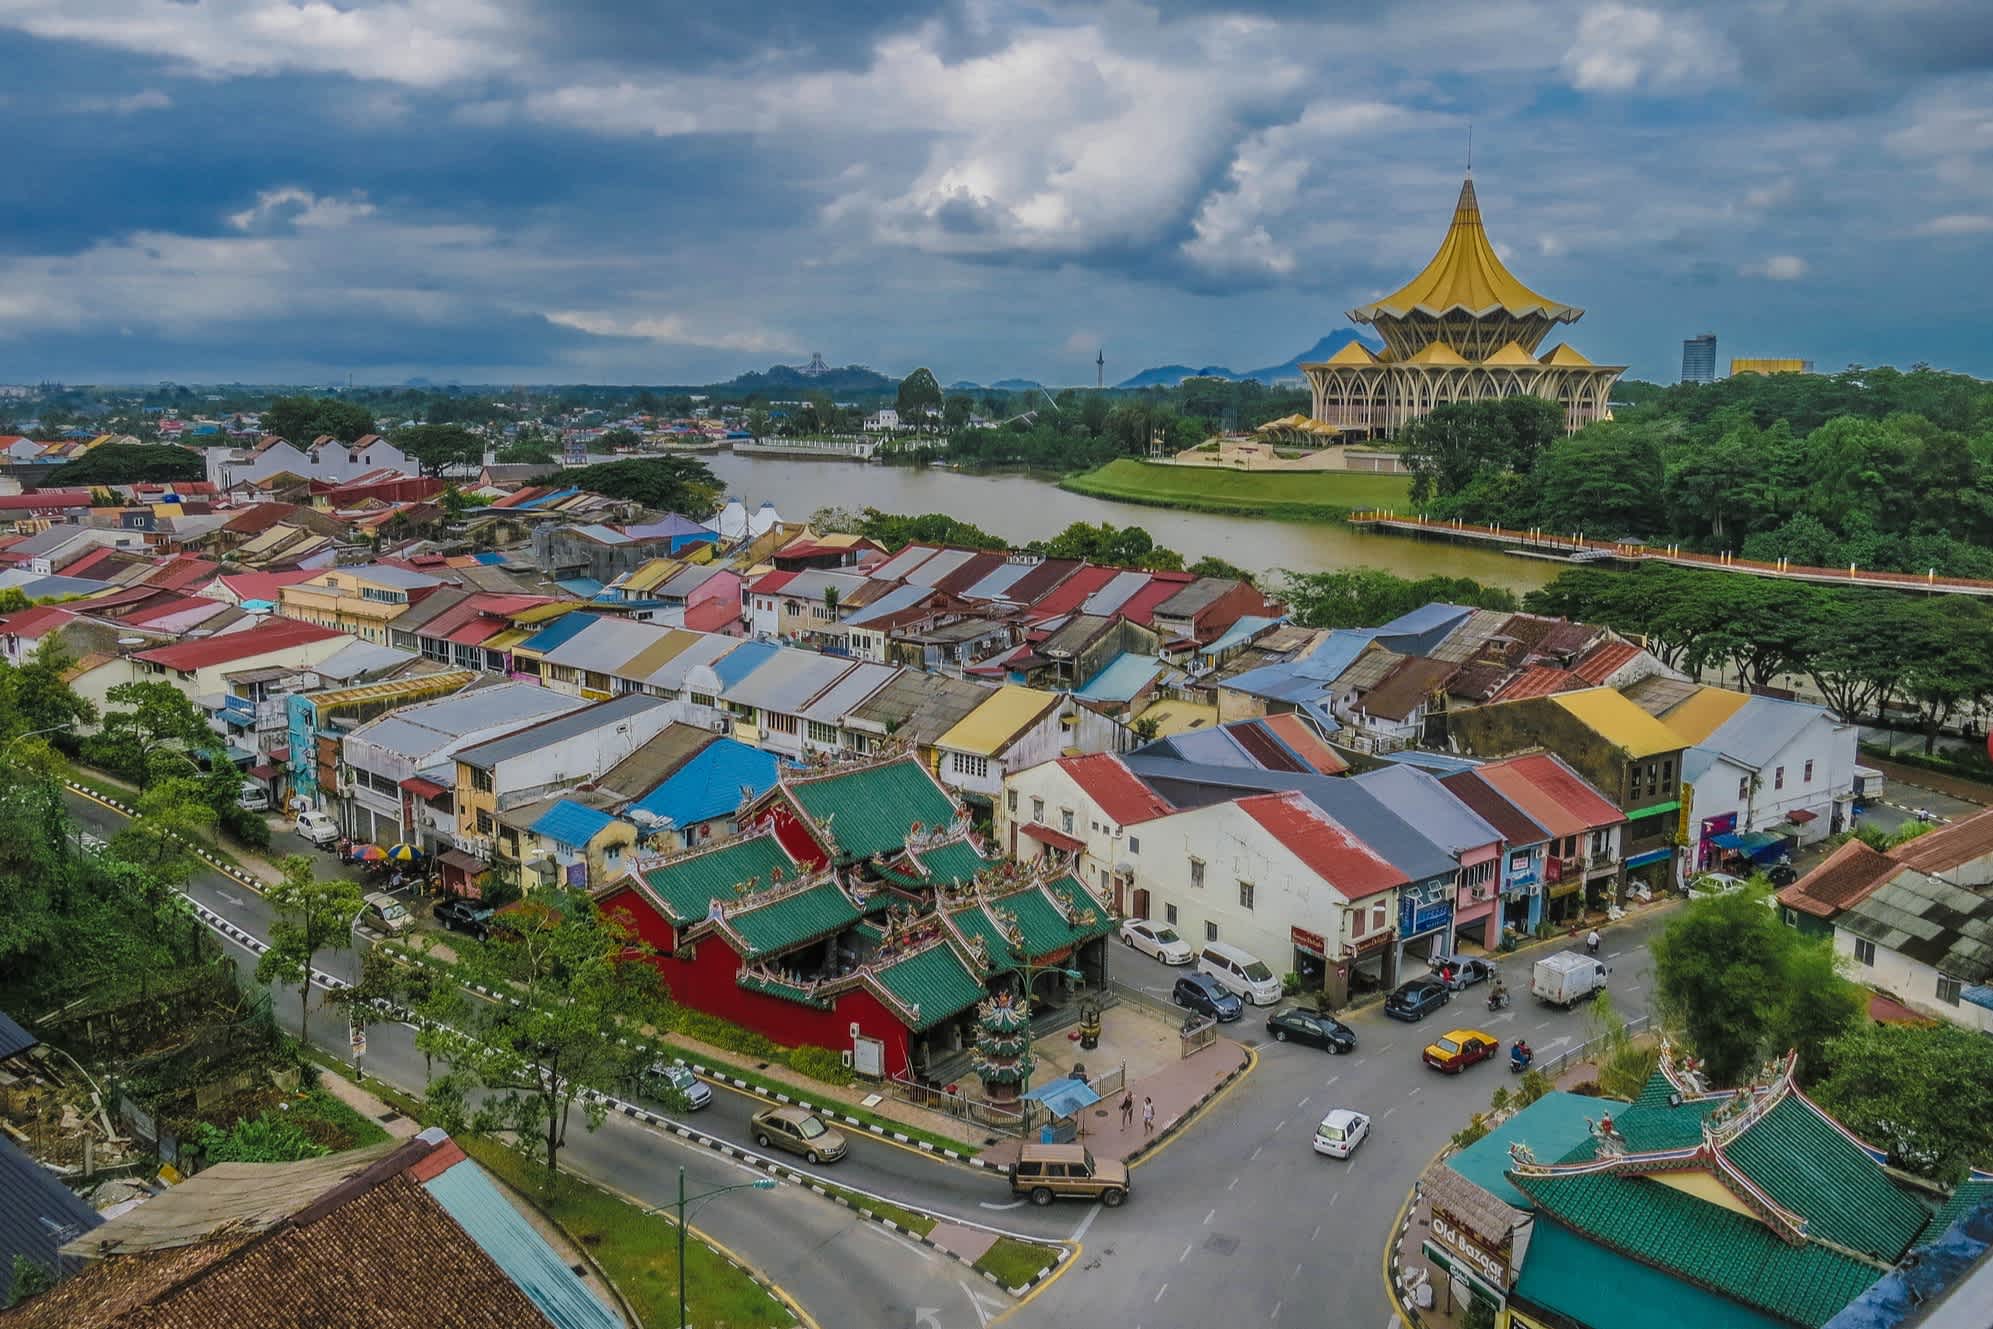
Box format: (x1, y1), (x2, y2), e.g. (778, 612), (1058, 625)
(1096, 348), (1104, 390)
(801, 352), (830, 377)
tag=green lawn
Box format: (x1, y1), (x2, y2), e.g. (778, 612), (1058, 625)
(458, 1134), (794, 1329)
(1060, 458), (1412, 520)
(973, 1236), (1063, 1290)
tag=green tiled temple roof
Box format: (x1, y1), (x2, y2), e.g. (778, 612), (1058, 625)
(948, 905), (1021, 974)
(1003, 877), (1113, 956)
(1720, 1095), (1927, 1259)
(1917, 1179), (1993, 1247)
(1564, 1073), (1728, 1160)
(735, 969), (835, 1009)
(870, 943), (987, 1031)
(1511, 1171), (1888, 1328)
(726, 881), (861, 958)
(910, 838), (992, 885)
(786, 758), (957, 860)
(638, 835), (794, 923)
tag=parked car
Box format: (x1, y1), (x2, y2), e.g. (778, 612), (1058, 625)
(235, 786), (270, 812)
(750, 1106), (847, 1164)
(294, 809), (339, 846)
(1010, 1142), (1129, 1207)
(1266, 1008), (1356, 1053)
(1428, 955), (1499, 990)
(1383, 978), (1451, 1022)
(1422, 1028), (1500, 1073)
(1118, 918), (1193, 965)
(360, 891), (413, 936)
(634, 1061), (712, 1111)
(1767, 863), (1799, 888)
(1197, 940), (1282, 1005)
(1690, 871), (1746, 896)
(1311, 1109), (1372, 1159)
(433, 898), (494, 940)
(1172, 973), (1243, 1023)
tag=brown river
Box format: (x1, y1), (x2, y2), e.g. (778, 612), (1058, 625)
(706, 453), (1557, 593)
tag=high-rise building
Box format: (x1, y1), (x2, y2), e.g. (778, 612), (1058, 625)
(1302, 177), (1624, 438)
(1681, 333), (1717, 384)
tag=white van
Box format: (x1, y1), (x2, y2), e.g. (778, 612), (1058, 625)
(1196, 941), (1282, 1006)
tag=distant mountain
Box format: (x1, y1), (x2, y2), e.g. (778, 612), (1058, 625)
(947, 380), (982, 391)
(989, 378), (1043, 391)
(1114, 331), (1381, 389)
(724, 362), (895, 394)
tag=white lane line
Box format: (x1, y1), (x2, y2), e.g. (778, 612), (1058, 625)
(1330, 1191), (1341, 1207)
(1374, 1044), (1394, 1054)
(1606, 951), (1623, 960)
(1324, 1075), (1341, 1087)
(1228, 1176), (1240, 1190)
(1180, 1242), (1193, 1264)
(860, 1224), (933, 1260)
(1271, 1300), (1283, 1321)
(1624, 983), (1643, 994)
(960, 1281), (992, 1329)
(1408, 1087), (1422, 1096)
(1070, 1203), (1104, 1243)
(1205, 1208), (1217, 1225)
(1381, 1106), (1398, 1120)
(1250, 1145), (1263, 1161)
(1273, 1118), (1285, 1132)
(1297, 1095), (1311, 1109)
(1155, 1284), (1170, 1304)
(979, 1198), (1026, 1210)
(1291, 1262), (1303, 1282)
(1311, 1224), (1322, 1241)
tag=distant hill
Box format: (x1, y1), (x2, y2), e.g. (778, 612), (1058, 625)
(724, 362), (895, 394)
(989, 378), (1043, 391)
(1115, 332), (1381, 389)
(947, 380), (982, 391)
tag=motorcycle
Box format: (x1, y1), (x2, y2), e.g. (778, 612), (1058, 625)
(1509, 1044), (1534, 1074)
(1486, 988), (1511, 1011)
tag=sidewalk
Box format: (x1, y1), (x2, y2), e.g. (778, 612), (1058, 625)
(976, 1035), (1250, 1167)
(316, 1065), (421, 1140)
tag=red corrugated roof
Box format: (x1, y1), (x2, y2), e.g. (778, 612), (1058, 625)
(0, 605), (76, 639)
(1476, 753), (1623, 836)
(1057, 752), (1174, 825)
(1886, 807), (1993, 876)
(134, 617), (342, 671)
(685, 599), (741, 634)
(1113, 571), (1198, 625)
(218, 570), (318, 601)
(1492, 664), (1586, 702)
(144, 557), (221, 591)
(1259, 713), (1349, 775)
(749, 570), (799, 595)
(54, 545), (123, 579)
(1019, 822), (1086, 852)
(1776, 839), (1899, 919)
(0, 489), (93, 509)
(1024, 565), (1120, 616)
(1572, 640), (1641, 685)
(1237, 792), (1406, 900)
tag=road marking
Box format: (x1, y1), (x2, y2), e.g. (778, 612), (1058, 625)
(1271, 1300), (1283, 1321)
(219, 890), (247, 908)
(1250, 1145), (1262, 1160)
(1291, 1262), (1303, 1282)
(1330, 1191), (1341, 1207)
(1155, 1284), (1169, 1304)
(979, 1199), (1026, 1210)
(1180, 1242), (1193, 1263)
(1227, 1176), (1240, 1190)
(1408, 1087), (1421, 1096)
(1204, 1209), (1216, 1225)
(1324, 1075), (1341, 1087)
(959, 1282), (993, 1329)
(1486, 1012), (1515, 1026)
(1311, 1225), (1321, 1241)
(1624, 983), (1643, 994)
(1543, 1036), (1571, 1050)
(1606, 951), (1623, 960)
(860, 1224), (933, 1260)
(1297, 1095), (1310, 1109)
(1380, 1106), (1397, 1120)
(1070, 1203), (1103, 1243)
(1375, 1044), (1394, 1054)
(1272, 1119), (1285, 1132)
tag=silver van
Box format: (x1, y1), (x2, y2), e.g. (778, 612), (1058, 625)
(1196, 940), (1281, 1005)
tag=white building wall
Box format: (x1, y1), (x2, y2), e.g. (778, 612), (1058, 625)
(1834, 928), (1993, 1035)
(1693, 715), (1858, 852)
(486, 703), (682, 806)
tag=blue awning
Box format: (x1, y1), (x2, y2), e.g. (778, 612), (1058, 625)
(1022, 1077), (1101, 1119)
(1623, 847), (1675, 869)
(1710, 830), (1786, 861)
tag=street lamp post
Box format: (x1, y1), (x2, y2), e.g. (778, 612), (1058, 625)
(1, 724), (69, 760)
(1017, 961), (1085, 1100)
(667, 1166), (776, 1329)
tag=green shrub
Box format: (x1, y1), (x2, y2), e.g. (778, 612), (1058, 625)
(1451, 1112), (1490, 1149)
(786, 1045), (856, 1086)
(193, 1109), (327, 1163)
(221, 804), (271, 850)
(663, 1004), (781, 1058)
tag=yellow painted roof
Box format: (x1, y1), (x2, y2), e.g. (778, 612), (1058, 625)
(936, 685), (1061, 757)
(1349, 178), (1579, 323)
(510, 602), (579, 625)
(1481, 340), (1541, 367)
(1320, 340), (1380, 367)
(616, 628), (702, 679)
(483, 627), (530, 650)
(1540, 343), (1593, 366)
(621, 558), (682, 593)
(1549, 688), (1684, 758)
(1133, 698), (1218, 738)
(1403, 342), (1470, 366)
(1658, 686), (1752, 746)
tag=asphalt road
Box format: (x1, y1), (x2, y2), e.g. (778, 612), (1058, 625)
(1009, 914), (1672, 1329)
(71, 788), (1678, 1329)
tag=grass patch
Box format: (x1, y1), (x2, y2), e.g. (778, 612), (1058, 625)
(973, 1236), (1062, 1289)
(810, 1178), (936, 1236)
(1060, 458), (1412, 521)
(458, 1133), (793, 1329)
(288, 1087), (392, 1151)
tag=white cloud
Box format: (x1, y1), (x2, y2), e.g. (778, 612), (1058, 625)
(1740, 177), (1795, 211)
(1062, 331), (1098, 355)
(1915, 214), (1993, 235)
(228, 187), (378, 232)
(1561, 4), (1735, 93)
(1741, 254), (1809, 280)
(70, 88), (172, 113)
(544, 310), (787, 353)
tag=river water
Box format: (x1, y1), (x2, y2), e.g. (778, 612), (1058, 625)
(706, 453), (1555, 592)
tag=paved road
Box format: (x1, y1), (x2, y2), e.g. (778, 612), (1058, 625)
(1010, 915), (1672, 1329)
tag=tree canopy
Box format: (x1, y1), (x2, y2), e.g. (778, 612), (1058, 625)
(389, 423), (484, 476)
(1809, 1022), (1993, 1185)
(895, 367), (943, 421)
(1281, 567), (1517, 629)
(49, 442), (205, 486)
(557, 456), (722, 517)
(263, 395), (375, 444)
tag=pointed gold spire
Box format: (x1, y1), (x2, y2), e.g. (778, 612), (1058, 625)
(1349, 179), (1579, 323)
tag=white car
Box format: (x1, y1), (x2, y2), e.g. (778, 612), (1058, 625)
(295, 809), (340, 846)
(1118, 918), (1193, 965)
(236, 786), (270, 812)
(1690, 872), (1745, 896)
(1312, 1109), (1371, 1159)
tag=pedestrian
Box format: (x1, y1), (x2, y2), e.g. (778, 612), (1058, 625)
(1120, 1092), (1134, 1129)
(1142, 1097), (1155, 1135)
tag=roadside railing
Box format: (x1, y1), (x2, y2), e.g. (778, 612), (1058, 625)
(1534, 1013), (1651, 1081)
(1180, 1016), (1218, 1059)
(885, 1071), (1034, 1136)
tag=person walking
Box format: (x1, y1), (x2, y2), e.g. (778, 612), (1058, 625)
(1142, 1097), (1155, 1135)
(1120, 1092), (1135, 1130)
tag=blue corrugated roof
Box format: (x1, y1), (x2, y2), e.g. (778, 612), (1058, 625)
(0, 1009), (35, 1061)
(1379, 749), (1483, 775)
(530, 799), (618, 848)
(627, 739), (780, 829)
(554, 577), (603, 597)
(517, 611), (601, 654)
(712, 639), (780, 688)
(1075, 652), (1166, 703)
(0, 1136), (101, 1303)
(1198, 613), (1281, 658)
(423, 1155), (621, 1329)
(516, 486), (581, 510)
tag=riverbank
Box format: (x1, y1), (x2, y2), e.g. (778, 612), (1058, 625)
(1059, 458), (1412, 521)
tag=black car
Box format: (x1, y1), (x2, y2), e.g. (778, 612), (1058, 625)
(1266, 1008), (1356, 1052)
(433, 898), (494, 940)
(1172, 974), (1244, 1023)
(1383, 978), (1451, 1022)
(1767, 863), (1799, 887)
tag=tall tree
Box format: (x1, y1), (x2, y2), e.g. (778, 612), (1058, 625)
(49, 442), (205, 486)
(555, 457), (722, 516)
(255, 855), (365, 1049)
(1809, 1022), (1993, 1184)
(419, 892), (666, 1178)
(263, 395), (374, 444)
(85, 681), (215, 785)
(896, 367), (943, 423)
(389, 424), (485, 476)
(1649, 885), (1862, 1085)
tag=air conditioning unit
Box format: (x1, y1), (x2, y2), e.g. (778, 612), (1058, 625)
(841, 1050), (853, 1069)
(420, 814), (438, 828)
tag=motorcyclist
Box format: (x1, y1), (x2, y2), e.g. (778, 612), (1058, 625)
(1585, 928), (1602, 955)
(1486, 979), (1509, 1010)
(1510, 1039), (1533, 1069)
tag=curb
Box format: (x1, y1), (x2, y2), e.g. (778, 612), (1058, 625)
(67, 779), (273, 898)
(1123, 1049), (1252, 1165)
(579, 1086), (1066, 1297)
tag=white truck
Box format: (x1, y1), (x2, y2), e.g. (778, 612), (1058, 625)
(1532, 951), (1608, 1008)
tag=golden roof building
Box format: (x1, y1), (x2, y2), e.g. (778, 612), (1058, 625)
(1304, 178), (1624, 438)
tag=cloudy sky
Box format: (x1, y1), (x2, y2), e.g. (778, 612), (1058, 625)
(2, 0), (1989, 386)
